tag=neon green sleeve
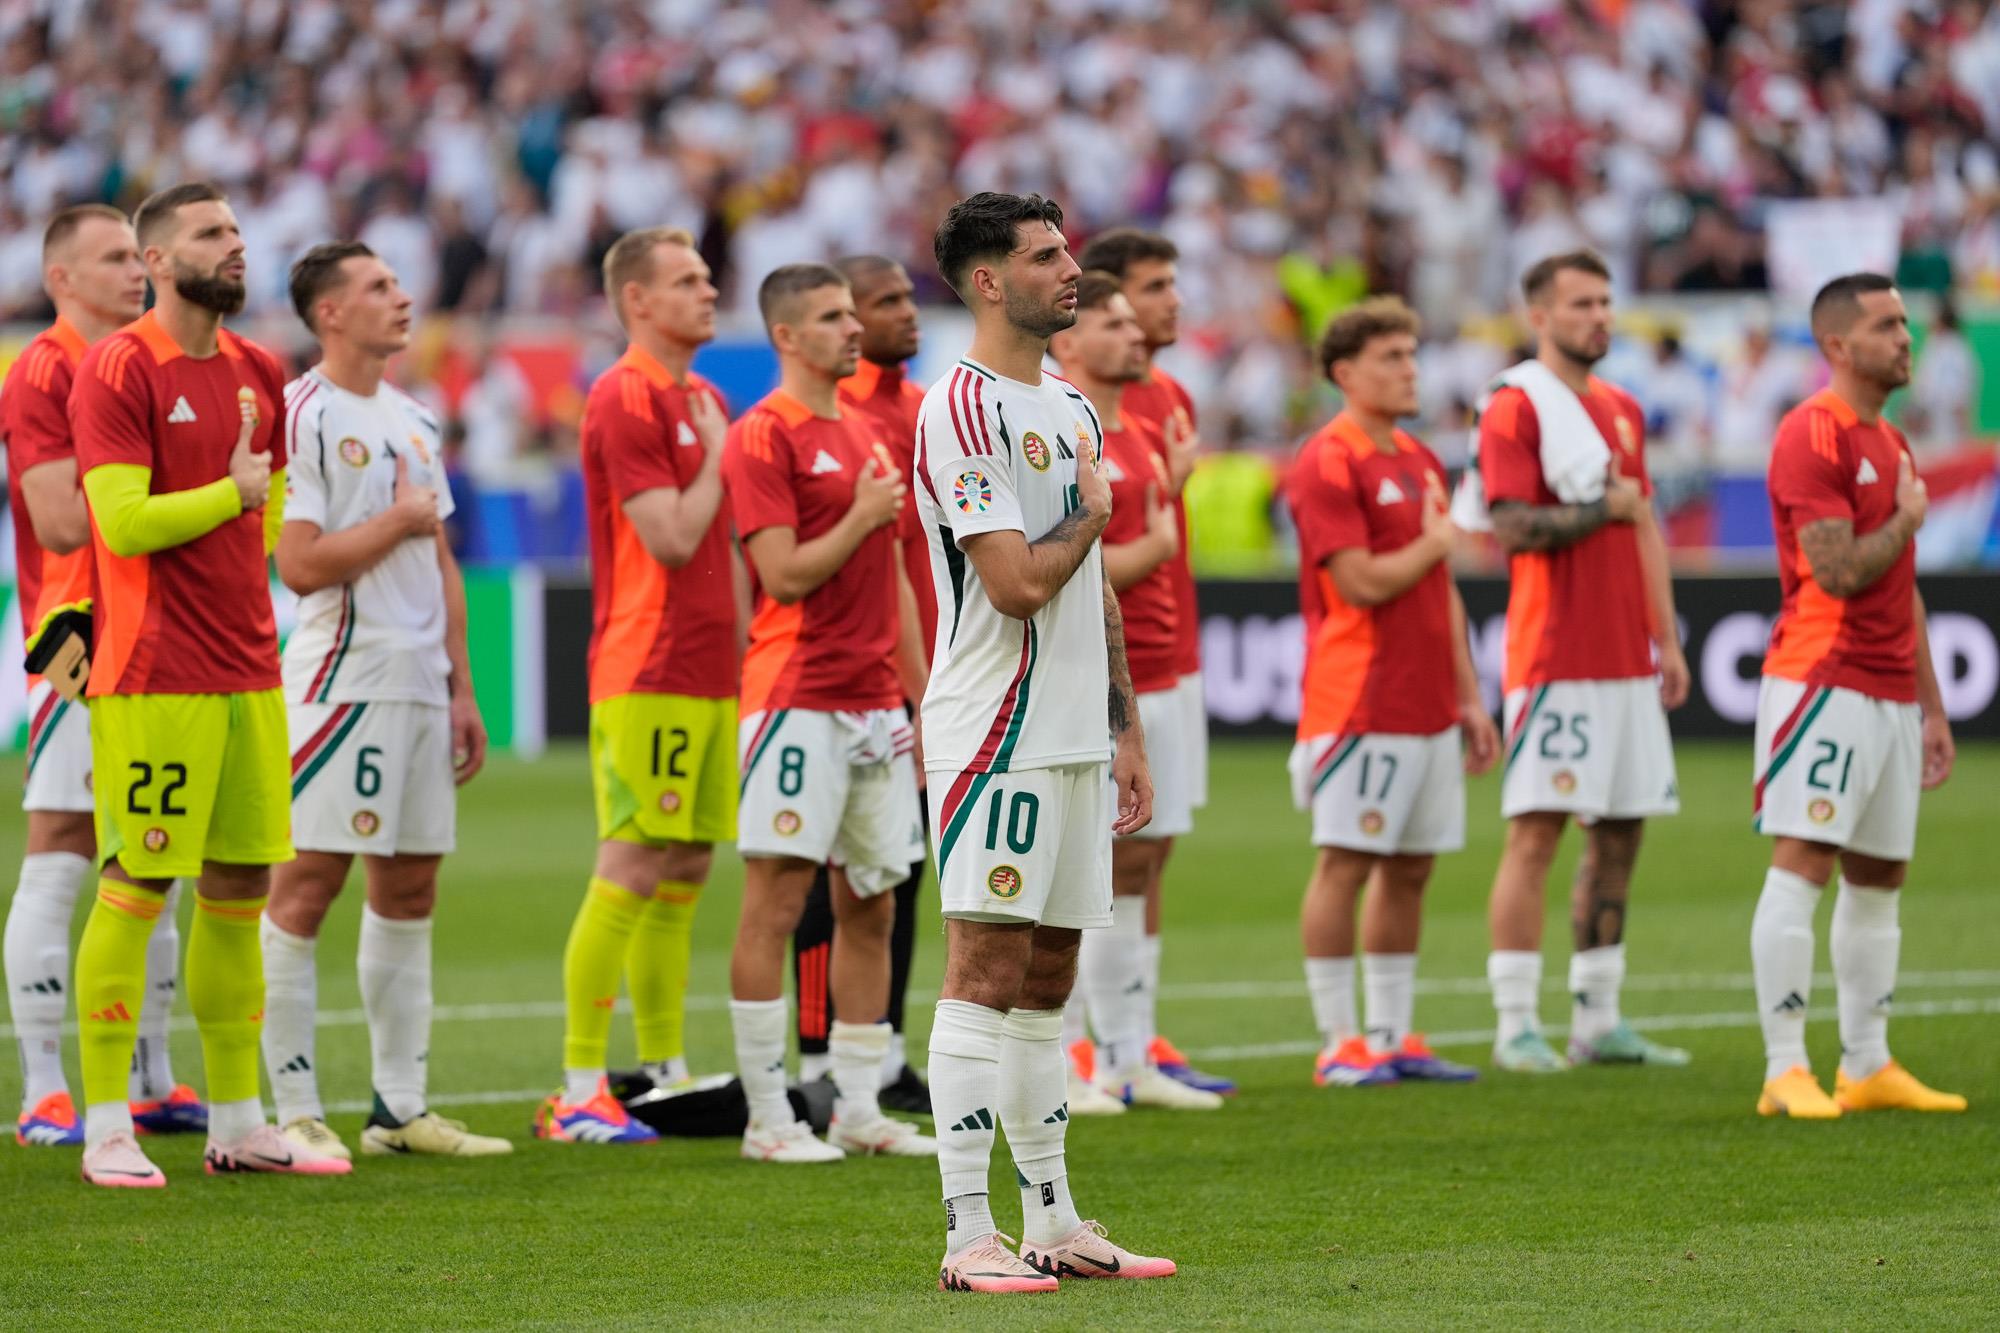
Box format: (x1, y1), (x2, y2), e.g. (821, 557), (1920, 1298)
(264, 467), (286, 557)
(82, 463), (243, 558)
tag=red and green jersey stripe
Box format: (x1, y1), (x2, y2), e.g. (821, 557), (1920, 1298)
(304, 585), (356, 702)
(25, 692), (68, 779)
(936, 621), (1038, 872)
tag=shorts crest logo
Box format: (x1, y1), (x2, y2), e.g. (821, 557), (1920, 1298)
(351, 810), (380, 837)
(1808, 797), (1836, 824)
(142, 827), (169, 853)
(1358, 809), (1385, 836)
(987, 865), (1023, 899)
(773, 809), (802, 837)
(339, 437), (371, 468)
(1021, 431), (1051, 472)
(659, 790), (682, 814)
(1552, 770), (1578, 795)
(953, 469), (993, 514)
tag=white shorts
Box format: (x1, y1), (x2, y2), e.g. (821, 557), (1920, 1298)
(1126, 687), (1192, 841)
(1177, 672), (1209, 809)
(1753, 678), (1920, 863)
(737, 708), (922, 896)
(23, 680), (92, 813)
(1500, 678), (1679, 821)
(290, 700), (457, 855)
(1290, 728), (1465, 855)
(932, 761), (1112, 930)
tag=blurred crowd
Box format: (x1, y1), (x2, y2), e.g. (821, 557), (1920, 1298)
(0, 0), (1997, 461)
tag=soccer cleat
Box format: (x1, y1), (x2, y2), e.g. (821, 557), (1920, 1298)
(1151, 1035), (1238, 1095)
(1020, 1220), (1177, 1281)
(828, 1113), (938, 1157)
(1066, 1073), (1127, 1116)
(17, 1091), (84, 1147)
(1111, 1066), (1224, 1110)
(533, 1079), (659, 1144)
(363, 1111), (515, 1157)
(741, 1117), (845, 1163)
(80, 1130), (166, 1188)
(205, 1122), (353, 1175)
(1492, 1030), (1570, 1073)
(879, 1064), (932, 1115)
(1387, 1033), (1479, 1082)
(1314, 1036), (1400, 1088)
(1757, 1066), (1841, 1119)
(279, 1116), (352, 1161)
(131, 1084), (208, 1135)
(1833, 1061), (1967, 1113)
(938, 1233), (1059, 1294)
(1568, 1022), (1692, 1067)
(1067, 1039), (1096, 1085)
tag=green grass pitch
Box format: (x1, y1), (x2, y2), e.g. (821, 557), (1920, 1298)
(3, 739), (1997, 1329)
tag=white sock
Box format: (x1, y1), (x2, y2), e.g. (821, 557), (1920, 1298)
(642, 1057), (690, 1087)
(259, 917), (322, 1125)
(730, 997), (794, 1127)
(208, 1097), (263, 1143)
(1362, 952), (1416, 1049)
(84, 1101), (134, 1148)
(1304, 955), (1357, 1048)
(1488, 950), (1542, 1045)
(131, 883), (182, 1100)
(930, 999), (1005, 1253)
(831, 1018), (891, 1124)
(562, 1068), (604, 1105)
(4, 850), (89, 1108)
(799, 1051), (832, 1082)
(879, 1028), (908, 1087)
(1831, 879), (1900, 1082)
(1080, 897), (1148, 1086)
(998, 1008), (1081, 1244)
(1060, 995), (1086, 1051)
(1141, 930), (1162, 1052)
(359, 907), (433, 1124)
(1751, 866), (1821, 1080)
(1568, 943), (1626, 1044)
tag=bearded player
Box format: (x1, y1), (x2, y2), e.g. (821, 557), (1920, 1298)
(1285, 298), (1496, 1088)
(68, 181), (348, 1186)
(4, 204), (204, 1147)
(1749, 273), (1962, 1119)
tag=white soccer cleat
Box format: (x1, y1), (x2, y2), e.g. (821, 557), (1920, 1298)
(828, 1113), (939, 1157)
(1065, 1074), (1127, 1116)
(80, 1131), (167, 1189)
(206, 1122), (352, 1175)
(279, 1115), (352, 1162)
(938, 1233), (1059, 1294)
(1113, 1067), (1224, 1111)
(1019, 1220), (1178, 1280)
(362, 1111), (514, 1157)
(741, 1117), (846, 1163)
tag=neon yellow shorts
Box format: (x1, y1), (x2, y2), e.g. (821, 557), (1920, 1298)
(90, 689), (294, 878)
(590, 693), (738, 846)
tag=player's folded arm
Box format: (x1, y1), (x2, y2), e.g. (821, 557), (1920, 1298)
(81, 462), (243, 558)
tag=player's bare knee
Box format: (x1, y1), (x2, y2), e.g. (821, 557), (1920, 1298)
(362, 854), (439, 920)
(1378, 854), (1433, 898)
(1019, 926), (1081, 1010)
(199, 861), (270, 901)
(1586, 818), (1644, 874)
(594, 838), (669, 897)
(658, 840), (713, 886)
(1502, 813), (1566, 869)
(1111, 842), (1153, 897)
(1771, 836), (1839, 887)
(830, 884), (894, 939)
(1839, 852), (1906, 890)
(941, 919), (1033, 1009)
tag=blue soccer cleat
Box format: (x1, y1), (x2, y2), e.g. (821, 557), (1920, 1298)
(1385, 1034), (1478, 1082)
(1151, 1036), (1237, 1095)
(131, 1084), (208, 1135)
(533, 1079), (659, 1144)
(17, 1091), (85, 1147)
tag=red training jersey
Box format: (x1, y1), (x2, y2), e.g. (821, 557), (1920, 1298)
(1287, 413), (1458, 738)
(1762, 389), (1917, 702)
(580, 347), (738, 702)
(1478, 378), (1654, 693)
(2, 318), (92, 651)
(838, 357), (936, 667)
(1101, 409), (1180, 695)
(724, 390), (903, 715)
(1120, 367), (1200, 676)
(71, 312), (287, 696)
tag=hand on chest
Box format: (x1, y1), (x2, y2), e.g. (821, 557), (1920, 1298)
(1360, 455), (1437, 536)
(332, 429), (441, 518)
(159, 369), (276, 478)
(1846, 437), (1902, 526)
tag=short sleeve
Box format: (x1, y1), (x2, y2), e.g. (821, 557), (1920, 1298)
(281, 388), (331, 528)
(1477, 387), (1545, 507)
(70, 338), (157, 473)
(1769, 409), (1853, 527)
(597, 373), (684, 501)
(1291, 445), (1369, 561)
(9, 347), (75, 472)
(723, 412), (800, 539)
(919, 395), (1024, 543)
(1612, 391), (1653, 498)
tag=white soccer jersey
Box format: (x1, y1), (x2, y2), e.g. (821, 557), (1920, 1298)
(281, 369), (455, 707)
(914, 357), (1110, 776)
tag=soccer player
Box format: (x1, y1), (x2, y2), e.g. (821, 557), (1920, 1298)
(723, 263), (934, 1164)
(4, 204), (205, 1146)
(1073, 227), (1227, 1095)
(1749, 273), (1963, 1118)
(921, 193), (1173, 1293)
(67, 181), (348, 1185)
(788, 253), (933, 1112)
(537, 227), (738, 1145)
(1284, 298), (1498, 1088)
(1465, 250), (1691, 1073)
(258, 242), (509, 1159)
(1050, 270), (1218, 1112)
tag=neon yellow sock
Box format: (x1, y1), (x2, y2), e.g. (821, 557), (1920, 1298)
(627, 881), (702, 1064)
(563, 877), (646, 1071)
(186, 893), (268, 1106)
(75, 879), (168, 1107)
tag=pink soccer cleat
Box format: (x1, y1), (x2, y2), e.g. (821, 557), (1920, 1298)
(938, 1233), (1060, 1294)
(204, 1122), (353, 1176)
(1019, 1221), (1177, 1280)
(80, 1130), (167, 1188)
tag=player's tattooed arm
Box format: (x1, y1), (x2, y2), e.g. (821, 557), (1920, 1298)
(1102, 573), (1137, 739)
(1487, 498), (1610, 553)
(1797, 515), (1917, 598)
